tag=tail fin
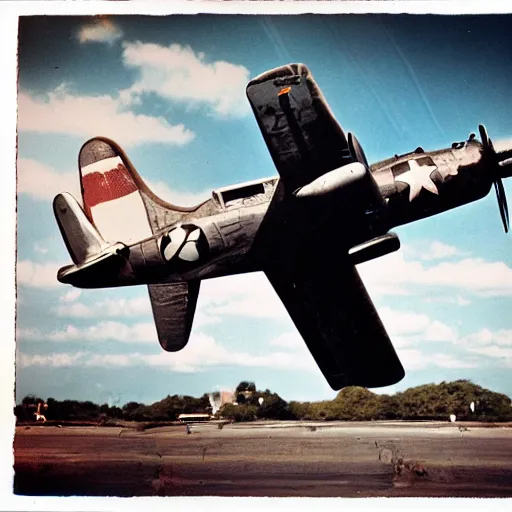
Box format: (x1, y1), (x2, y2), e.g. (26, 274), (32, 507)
(79, 137), (154, 245)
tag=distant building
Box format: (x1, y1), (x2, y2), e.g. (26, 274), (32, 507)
(221, 390), (235, 405)
(209, 390), (235, 414)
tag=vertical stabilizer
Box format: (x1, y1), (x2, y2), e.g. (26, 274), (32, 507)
(79, 138), (153, 245)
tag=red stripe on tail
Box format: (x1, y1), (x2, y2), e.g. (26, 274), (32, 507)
(82, 163), (138, 209)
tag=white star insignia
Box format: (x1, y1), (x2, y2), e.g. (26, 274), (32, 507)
(395, 159), (439, 202)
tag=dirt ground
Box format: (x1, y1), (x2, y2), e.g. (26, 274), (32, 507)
(12, 421), (512, 497)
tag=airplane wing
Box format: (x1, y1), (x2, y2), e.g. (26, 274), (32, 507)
(265, 255), (405, 390)
(246, 63), (355, 193)
(148, 281), (200, 352)
(248, 64), (402, 389)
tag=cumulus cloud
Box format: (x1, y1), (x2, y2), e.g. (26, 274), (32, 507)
(378, 307), (457, 348)
(359, 251), (512, 297)
(404, 241), (466, 261)
(17, 331), (316, 373)
(33, 242), (49, 255)
(120, 42), (251, 118)
(54, 296), (151, 319)
(17, 321), (157, 343)
(53, 302), (94, 318)
(461, 328), (512, 347)
(18, 351), (89, 368)
(398, 349), (478, 370)
(77, 18), (123, 45)
(138, 332), (313, 373)
(495, 138), (512, 152)
(145, 178), (210, 208)
(55, 292), (223, 329)
(17, 260), (62, 289)
(16, 327), (42, 341)
(60, 289), (82, 303)
(17, 158), (80, 201)
(85, 353), (135, 368)
(425, 295), (471, 306)
(198, 273), (288, 321)
(47, 321), (158, 343)
(269, 332), (305, 350)
(18, 88), (195, 147)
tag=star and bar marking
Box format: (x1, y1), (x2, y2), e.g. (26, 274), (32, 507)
(395, 159), (439, 201)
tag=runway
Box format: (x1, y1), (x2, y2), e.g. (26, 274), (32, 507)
(13, 421), (512, 497)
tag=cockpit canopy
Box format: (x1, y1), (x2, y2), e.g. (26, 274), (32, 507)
(212, 177), (278, 209)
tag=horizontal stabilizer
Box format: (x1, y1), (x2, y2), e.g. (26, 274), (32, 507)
(54, 192), (129, 287)
(148, 281), (201, 352)
(53, 192), (109, 265)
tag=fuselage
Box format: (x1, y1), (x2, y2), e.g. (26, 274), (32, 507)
(58, 138), (494, 289)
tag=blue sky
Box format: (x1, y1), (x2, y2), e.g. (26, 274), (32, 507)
(15, 14), (512, 406)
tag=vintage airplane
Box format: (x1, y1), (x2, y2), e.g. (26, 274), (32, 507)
(53, 63), (512, 391)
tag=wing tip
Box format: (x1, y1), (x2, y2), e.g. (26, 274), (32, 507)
(327, 366), (406, 391)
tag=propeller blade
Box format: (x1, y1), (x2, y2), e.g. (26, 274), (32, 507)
(480, 124), (509, 234)
(348, 132), (369, 169)
(479, 124), (490, 151)
(494, 178), (509, 233)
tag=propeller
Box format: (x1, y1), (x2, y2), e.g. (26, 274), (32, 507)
(479, 124), (510, 233)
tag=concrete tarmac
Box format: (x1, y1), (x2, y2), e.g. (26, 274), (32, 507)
(13, 421), (512, 497)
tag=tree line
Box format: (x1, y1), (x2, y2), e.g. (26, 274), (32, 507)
(14, 379), (512, 424)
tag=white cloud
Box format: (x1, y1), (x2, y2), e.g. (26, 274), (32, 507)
(461, 328), (512, 347)
(359, 251), (512, 298)
(379, 308), (431, 337)
(404, 241), (465, 261)
(47, 321), (157, 343)
(369, 307), (457, 349)
(16, 327), (42, 341)
(423, 294), (471, 306)
(145, 178), (210, 208)
(121, 42), (251, 118)
(54, 296), (151, 319)
(198, 273), (288, 321)
(18, 88), (195, 147)
(17, 330), (316, 373)
(85, 353), (135, 368)
(457, 295), (471, 306)
(469, 345), (512, 359)
(18, 321), (157, 344)
(269, 332), (304, 350)
(430, 328), (512, 368)
(495, 139), (512, 152)
(398, 349), (477, 370)
(53, 302), (94, 318)
(194, 311), (222, 328)
(77, 18), (123, 45)
(424, 321), (458, 343)
(136, 330), (314, 373)
(17, 158), (80, 201)
(18, 351), (89, 368)
(33, 242), (49, 255)
(17, 260), (62, 289)
(60, 289), (82, 303)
